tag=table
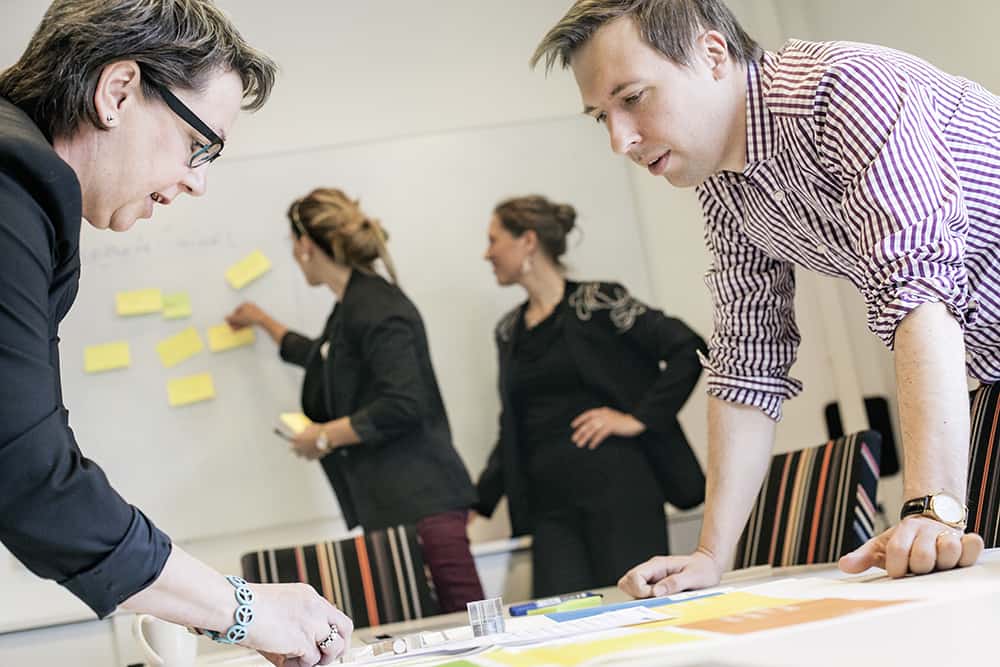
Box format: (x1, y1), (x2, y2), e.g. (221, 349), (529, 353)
(198, 549), (1000, 666)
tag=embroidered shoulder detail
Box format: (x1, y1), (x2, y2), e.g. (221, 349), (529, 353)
(496, 307), (520, 343)
(568, 282), (647, 333)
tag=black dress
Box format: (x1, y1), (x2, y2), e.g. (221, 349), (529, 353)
(511, 303), (668, 596)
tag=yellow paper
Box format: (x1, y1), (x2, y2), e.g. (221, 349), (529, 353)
(648, 591), (803, 628)
(156, 327), (204, 368)
(486, 629), (701, 667)
(167, 373), (215, 407)
(207, 323), (256, 352)
(162, 292), (192, 319)
(280, 412), (312, 435)
(116, 288), (163, 316)
(225, 250), (271, 289)
(84, 341), (131, 373)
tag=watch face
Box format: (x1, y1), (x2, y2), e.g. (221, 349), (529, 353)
(930, 493), (965, 523)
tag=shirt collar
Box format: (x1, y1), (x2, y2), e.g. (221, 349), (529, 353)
(743, 51), (781, 173)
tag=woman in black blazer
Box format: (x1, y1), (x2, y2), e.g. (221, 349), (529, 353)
(472, 195), (707, 597)
(227, 188), (483, 612)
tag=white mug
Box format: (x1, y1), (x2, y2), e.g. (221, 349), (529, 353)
(133, 615), (198, 667)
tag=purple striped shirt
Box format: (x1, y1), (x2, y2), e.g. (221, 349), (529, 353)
(697, 39), (1000, 420)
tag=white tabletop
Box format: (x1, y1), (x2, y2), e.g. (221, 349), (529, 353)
(198, 549), (1000, 666)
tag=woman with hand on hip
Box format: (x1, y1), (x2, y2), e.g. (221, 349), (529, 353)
(472, 195), (707, 597)
(0, 1), (350, 664)
(226, 188), (484, 613)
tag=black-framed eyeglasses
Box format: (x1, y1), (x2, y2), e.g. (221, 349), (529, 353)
(155, 84), (225, 168)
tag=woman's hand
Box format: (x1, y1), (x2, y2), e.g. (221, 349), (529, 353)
(290, 423), (330, 461)
(571, 407), (646, 449)
(246, 582), (353, 665)
(226, 301), (269, 330)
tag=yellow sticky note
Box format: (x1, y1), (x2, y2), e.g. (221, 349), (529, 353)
(167, 373), (215, 407)
(225, 250), (271, 289)
(156, 327), (204, 368)
(84, 341), (131, 373)
(280, 412), (312, 435)
(116, 288), (163, 316)
(207, 323), (255, 352)
(162, 292), (192, 319)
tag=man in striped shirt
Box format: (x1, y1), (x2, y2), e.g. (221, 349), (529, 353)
(533, 0), (989, 594)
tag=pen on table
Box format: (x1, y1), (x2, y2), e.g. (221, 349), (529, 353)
(509, 591), (601, 616)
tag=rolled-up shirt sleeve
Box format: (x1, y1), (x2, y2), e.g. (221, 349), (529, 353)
(814, 59), (971, 348)
(698, 181), (803, 421)
(0, 175), (171, 619)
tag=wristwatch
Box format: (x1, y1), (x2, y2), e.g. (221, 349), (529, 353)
(316, 429), (330, 453)
(899, 491), (967, 529)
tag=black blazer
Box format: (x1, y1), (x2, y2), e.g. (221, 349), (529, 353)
(0, 99), (171, 618)
(474, 281), (707, 536)
(280, 270), (476, 530)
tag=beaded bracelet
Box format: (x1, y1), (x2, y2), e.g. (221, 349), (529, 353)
(199, 575), (255, 644)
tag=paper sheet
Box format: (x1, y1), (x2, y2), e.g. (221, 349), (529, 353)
(681, 597), (906, 635)
(156, 327), (204, 368)
(162, 292), (193, 319)
(280, 412), (312, 435)
(167, 373), (216, 407)
(225, 250), (271, 289)
(208, 323), (256, 352)
(84, 341), (131, 373)
(116, 288), (163, 316)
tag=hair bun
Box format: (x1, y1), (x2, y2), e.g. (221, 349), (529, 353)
(553, 203), (576, 234)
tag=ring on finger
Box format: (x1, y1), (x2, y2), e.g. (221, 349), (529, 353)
(318, 624), (340, 650)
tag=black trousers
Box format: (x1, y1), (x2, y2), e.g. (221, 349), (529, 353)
(530, 459), (668, 598)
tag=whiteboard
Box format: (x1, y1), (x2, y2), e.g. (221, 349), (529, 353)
(53, 115), (654, 542)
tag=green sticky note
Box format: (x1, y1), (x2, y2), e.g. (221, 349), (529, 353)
(162, 292), (192, 319)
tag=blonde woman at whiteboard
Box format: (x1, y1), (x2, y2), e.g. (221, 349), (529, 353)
(471, 195), (707, 597)
(226, 188), (484, 612)
(0, 1), (350, 664)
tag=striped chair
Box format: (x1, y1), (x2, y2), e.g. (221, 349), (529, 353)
(968, 384), (1000, 546)
(240, 525), (440, 629)
(734, 430), (882, 568)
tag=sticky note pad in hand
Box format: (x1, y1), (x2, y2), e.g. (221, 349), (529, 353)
(280, 412), (312, 435)
(207, 323), (256, 352)
(84, 341), (131, 373)
(225, 250), (271, 289)
(162, 292), (192, 319)
(167, 373), (215, 407)
(116, 288), (163, 316)
(157, 327), (204, 368)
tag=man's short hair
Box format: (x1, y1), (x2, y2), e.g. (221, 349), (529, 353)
(532, 0), (762, 72)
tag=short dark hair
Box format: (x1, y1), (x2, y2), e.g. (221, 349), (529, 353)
(0, 0), (278, 139)
(494, 195), (577, 265)
(531, 0), (762, 72)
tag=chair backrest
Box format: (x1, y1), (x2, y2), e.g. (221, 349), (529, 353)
(734, 430), (882, 569)
(969, 384), (1000, 547)
(240, 524), (440, 629)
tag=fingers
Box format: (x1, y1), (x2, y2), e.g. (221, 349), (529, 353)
(618, 556), (677, 598)
(571, 410), (612, 449)
(317, 607), (353, 663)
(958, 533), (985, 567)
(933, 530), (963, 572)
(883, 519), (920, 578)
(838, 536), (884, 574)
(907, 526), (940, 575)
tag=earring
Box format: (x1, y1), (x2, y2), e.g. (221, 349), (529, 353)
(105, 114), (115, 124)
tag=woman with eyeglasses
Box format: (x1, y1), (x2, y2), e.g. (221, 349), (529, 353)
(225, 188), (485, 614)
(471, 195), (707, 598)
(0, 1), (350, 664)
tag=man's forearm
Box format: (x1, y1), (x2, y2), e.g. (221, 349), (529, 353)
(697, 397), (777, 568)
(893, 302), (969, 501)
